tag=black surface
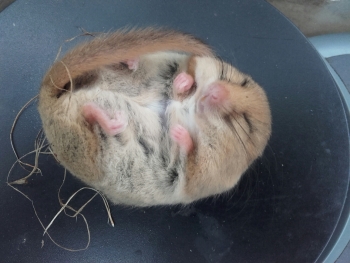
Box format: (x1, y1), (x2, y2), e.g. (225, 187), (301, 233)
(1, 1), (349, 262)
(0, 0), (15, 13)
(325, 53), (350, 263)
(337, 241), (350, 263)
(327, 54), (350, 93)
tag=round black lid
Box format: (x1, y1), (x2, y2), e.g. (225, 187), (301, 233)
(0, 1), (349, 262)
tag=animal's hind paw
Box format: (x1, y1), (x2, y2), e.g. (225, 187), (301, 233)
(82, 103), (128, 136)
(170, 124), (193, 154)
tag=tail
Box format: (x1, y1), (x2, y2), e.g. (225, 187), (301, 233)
(40, 27), (214, 97)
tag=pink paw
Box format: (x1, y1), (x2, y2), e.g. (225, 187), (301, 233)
(106, 111), (128, 136)
(174, 72), (194, 93)
(170, 124), (193, 154)
(82, 103), (127, 136)
(125, 58), (139, 70)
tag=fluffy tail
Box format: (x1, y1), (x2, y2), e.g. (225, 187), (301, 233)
(41, 27), (214, 97)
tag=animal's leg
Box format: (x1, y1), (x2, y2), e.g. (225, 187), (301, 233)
(82, 103), (127, 136)
(170, 124), (193, 154)
(174, 72), (194, 93)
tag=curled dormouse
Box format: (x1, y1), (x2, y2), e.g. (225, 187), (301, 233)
(38, 28), (271, 206)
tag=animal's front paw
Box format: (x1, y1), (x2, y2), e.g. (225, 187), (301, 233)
(174, 72), (194, 94)
(170, 124), (193, 154)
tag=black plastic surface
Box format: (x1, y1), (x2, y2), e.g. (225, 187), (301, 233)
(327, 55), (350, 93)
(1, 1), (349, 262)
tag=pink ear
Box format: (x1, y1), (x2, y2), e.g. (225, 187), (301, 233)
(82, 103), (127, 136)
(125, 58), (139, 70)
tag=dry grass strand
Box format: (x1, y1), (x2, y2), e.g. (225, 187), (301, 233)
(8, 31), (115, 249)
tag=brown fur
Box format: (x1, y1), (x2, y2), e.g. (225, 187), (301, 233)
(41, 27), (213, 98)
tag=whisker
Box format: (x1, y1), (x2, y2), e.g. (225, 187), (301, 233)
(220, 59), (224, 80)
(222, 114), (249, 159)
(230, 107), (271, 126)
(228, 109), (257, 149)
(229, 64), (234, 83)
(225, 62), (229, 82)
(222, 105), (255, 146)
